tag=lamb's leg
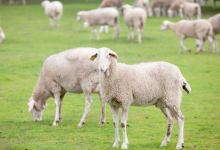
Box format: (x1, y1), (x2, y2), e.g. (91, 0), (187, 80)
(207, 36), (215, 55)
(53, 93), (61, 126)
(195, 39), (204, 54)
(58, 93), (66, 122)
(160, 108), (175, 147)
(131, 27), (134, 40)
(109, 105), (120, 148)
(99, 26), (104, 33)
(179, 39), (191, 54)
(97, 93), (106, 126)
(170, 108), (184, 149)
(78, 93), (93, 127)
(121, 107), (129, 149)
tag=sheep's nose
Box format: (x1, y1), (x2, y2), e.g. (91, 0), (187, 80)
(99, 65), (105, 71)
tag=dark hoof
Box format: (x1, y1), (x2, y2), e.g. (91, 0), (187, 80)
(182, 143), (184, 148)
(188, 50), (191, 52)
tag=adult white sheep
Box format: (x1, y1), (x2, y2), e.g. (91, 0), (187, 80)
(179, 1), (201, 20)
(99, 0), (125, 14)
(167, 0), (194, 18)
(160, 20), (215, 54)
(77, 7), (120, 41)
(148, 0), (174, 17)
(196, 13), (220, 53)
(123, 4), (147, 44)
(28, 47), (106, 127)
(0, 27), (5, 43)
(41, 0), (63, 27)
(133, 0), (149, 12)
(90, 47), (191, 149)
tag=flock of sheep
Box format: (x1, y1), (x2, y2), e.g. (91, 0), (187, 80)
(0, 0), (218, 149)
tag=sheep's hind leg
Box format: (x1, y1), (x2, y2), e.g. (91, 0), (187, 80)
(170, 108), (184, 149)
(58, 93), (66, 122)
(137, 28), (142, 44)
(97, 93), (106, 126)
(78, 93), (93, 127)
(160, 107), (175, 147)
(207, 36), (215, 55)
(179, 39), (191, 54)
(195, 39), (204, 54)
(109, 105), (120, 148)
(127, 26), (131, 40)
(49, 17), (54, 27)
(53, 93), (61, 126)
(121, 107), (129, 149)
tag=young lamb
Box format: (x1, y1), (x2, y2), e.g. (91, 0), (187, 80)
(123, 4), (147, 44)
(41, 0), (63, 27)
(0, 27), (5, 43)
(90, 47), (191, 149)
(160, 19), (215, 54)
(133, 0), (149, 12)
(148, 0), (174, 17)
(195, 13), (220, 53)
(167, 0), (194, 18)
(77, 7), (120, 41)
(99, 0), (125, 14)
(28, 47), (106, 127)
(179, 1), (201, 20)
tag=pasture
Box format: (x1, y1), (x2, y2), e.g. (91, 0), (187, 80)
(0, 0), (220, 149)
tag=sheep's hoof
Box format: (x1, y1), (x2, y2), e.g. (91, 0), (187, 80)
(195, 52), (198, 54)
(176, 144), (182, 149)
(59, 118), (62, 122)
(160, 141), (167, 147)
(52, 121), (59, 126)
(182, 143), (184, 148)
(97, 121), (105, 127)
(188, 49), (191, 52)
(78, 122), (85, 127)
(121, 144), (128, 149)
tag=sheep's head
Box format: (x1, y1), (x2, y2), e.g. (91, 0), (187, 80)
(167, 9), (173, 18)
(83, 22), (90, 28)
(76, 11), (85, 22)
(90, 48), (118, 77)
(28, 97), (47, 121)
(122, 4), (133, 15)
(160, 20), (169, 31)
(41, 0), (50, 8)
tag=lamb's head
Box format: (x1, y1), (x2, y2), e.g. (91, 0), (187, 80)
(76, 11), (85, 22)
(122, 4), (133, 15)
(160, 20), (170, 31)
(28, 97), (47, 121)
(167, 9), (173, 18)
(41, 0), (50, 8)
(90, 47), (118, 77)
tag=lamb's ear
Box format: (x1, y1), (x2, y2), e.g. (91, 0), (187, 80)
(109, 52), (119, 59)
(90, 53), (98, 61)
(28, 99), (35, 112)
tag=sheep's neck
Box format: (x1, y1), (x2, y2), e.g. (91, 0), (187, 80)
(167, 22), (176, 32)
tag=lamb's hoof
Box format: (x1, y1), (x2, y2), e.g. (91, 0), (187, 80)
(52, 121), (59, 126)
(176, 143), (183, 149)
(78, 122), (85, 127)
(113, 142), (119, 148)
(97, 121), (105, 127)
(188, 49), (191, 52)
(121, 144), (128, 149)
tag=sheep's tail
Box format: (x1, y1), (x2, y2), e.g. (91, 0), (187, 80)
(182, 77), (191, 94)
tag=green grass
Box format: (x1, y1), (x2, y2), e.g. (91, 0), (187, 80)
(0, 1), (220, 149)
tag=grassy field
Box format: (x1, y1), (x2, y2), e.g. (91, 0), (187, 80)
(0, 0), (220, 149)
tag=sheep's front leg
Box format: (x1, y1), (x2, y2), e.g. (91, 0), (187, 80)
(58, 93), (66, 122)
(195, 39), (204, 54)
(113, 24), (120, 39)
(53, 93), (61, 126)
(137, 28), (142, 44)
(90, 26), (99, 41)
(109, 105), (120, 148)
(78, 93), (93, 127)
(127, 26), (131, 40)
(179, 39), (191, 54)
(121, 107), (129, 149)
(131, 27), (134, 40)
(160, 108), (175, 147)
(49, 17), (54, 27)
(97, 93), (106, 126)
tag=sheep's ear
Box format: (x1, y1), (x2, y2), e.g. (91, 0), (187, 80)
(90, 53), (98, 61)
(109, 52), (119, 59)
(28, 99), (35, 112)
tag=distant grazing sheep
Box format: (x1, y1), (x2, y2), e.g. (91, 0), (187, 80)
(0, 27), (5, 43)
(99, 0), (125, 14)
(161, 20), (215, 54)
(28, 47), (106, 127)
(123, 4), (147, 44)
(90, 47), (191, 149)
(133, 0), (149, 12)
(179, 1), (201, 20)
(77, 7), (120, 41)
(41, 0), (63, 27)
